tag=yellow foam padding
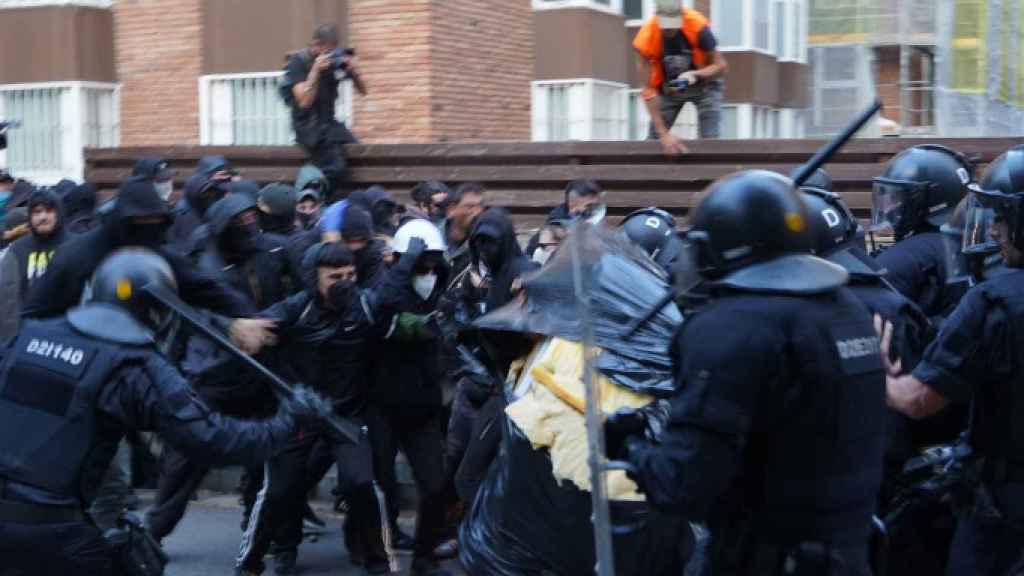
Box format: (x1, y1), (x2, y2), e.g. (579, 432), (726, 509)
(505, 338), (653, 501)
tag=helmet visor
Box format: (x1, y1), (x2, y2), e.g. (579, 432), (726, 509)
(871, 178), (925, 233)
(962, 194), (1000, 255)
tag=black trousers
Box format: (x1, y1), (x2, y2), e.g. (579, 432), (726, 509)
(237, 423), (394, 574)
(144, 445), (262, 540)
(296, 119), (358, 200)
(946, 482), (1024, 576)
(367, 404), (448, 561)
(0, 520), (115, 576)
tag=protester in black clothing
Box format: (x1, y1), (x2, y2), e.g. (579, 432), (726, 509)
(146, 194), (301, 546)
(295, 163), (328, 231)
(169, 155), (236, 248)
(5, 186), (67, 298)
(237, 241), (415, 575)
(365, 219), (454, 576)
(281, 24), (367, 195)
(133, 156), (178, 206)
(63, 182), (100, 235)
(440, 183), (485, 295)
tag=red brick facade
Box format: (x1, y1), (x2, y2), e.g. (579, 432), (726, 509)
(114, 0), (203, 146)
(108, 0), (532, 146)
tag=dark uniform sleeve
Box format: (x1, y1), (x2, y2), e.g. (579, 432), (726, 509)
(96, 353), (291, 467)
(280, 53), (308, 105)
(626, 307), (779, 520)
(911, 288), (991, 404)
(159, 246), (256, 316)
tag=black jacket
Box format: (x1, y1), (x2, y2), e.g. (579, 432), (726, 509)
(21, 179), (253, 319)
(169, 156), (231, 249)
(7, 187), (67, 298)
(64, 182), (100, 235)
(261, 242), (410, 416)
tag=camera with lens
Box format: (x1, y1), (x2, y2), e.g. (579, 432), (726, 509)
(326, 48), (356, 72)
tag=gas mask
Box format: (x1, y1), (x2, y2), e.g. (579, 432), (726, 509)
(413, 273), (438, 300)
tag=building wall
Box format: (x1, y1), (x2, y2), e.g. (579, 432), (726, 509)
(535, 9), (632, 84)
(201, 0), (349, 75)
(114, 0), (203, 145)
(430, 0), (533, 142)
(0, 6), (115, 83)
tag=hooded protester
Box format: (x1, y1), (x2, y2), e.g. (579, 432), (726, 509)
(366, 219), (455, 576)
(145, 193), (301, 546)
(321, 185), (400, 242)
(341, 206), (388, 289)
(237, 241), (416, 576)
(169, 155), (235, 247)
(133, 156), (178, 205)
(468, 208), (537, 315)
(63, 182), (100, 235)
(295, 163), (328, 231)
(0, 206), (28, 250)
(21, 175), (254, 321)
(6, 186), (67, 297)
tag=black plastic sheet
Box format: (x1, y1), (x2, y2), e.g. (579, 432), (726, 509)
(474, 223), (683, 395)
(458, 416), (691, 576)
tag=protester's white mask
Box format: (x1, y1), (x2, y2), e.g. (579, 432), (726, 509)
(413, 273), (437, 300)
(155, 180), (174, 202)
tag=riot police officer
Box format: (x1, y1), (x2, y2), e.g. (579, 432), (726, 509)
(619, 207), (686, 280)
(608, 170), (887, 574)
(884, 146), (1024, 575)
(0, 249), (322, 575)
(871, 145), (974, 320)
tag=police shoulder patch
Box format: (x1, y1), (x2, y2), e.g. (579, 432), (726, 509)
(830, 321), (883, 376)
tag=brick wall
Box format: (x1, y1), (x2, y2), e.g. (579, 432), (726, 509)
(429, 0), (533, 142)
(348, 0), (434, 143)
(349, 0), (532, 143)
(114, 0), (203, 145)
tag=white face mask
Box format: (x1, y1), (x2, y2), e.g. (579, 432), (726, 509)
(413, 273), (437, 300)
(532, 248), (553, 266)
(155, 180), (174, 202)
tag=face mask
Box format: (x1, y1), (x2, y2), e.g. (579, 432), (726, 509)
(413, 273), (437, 300)
(261, 212), (294, 235)
(224, 221), (261, 254)
(120, 222), (169, 247)
(297, 210), (320, 230)
(155, 180), (174, 202)
(532, 248), (552, 266)
(328, 278), (357, 309)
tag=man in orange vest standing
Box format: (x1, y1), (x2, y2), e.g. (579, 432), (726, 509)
(634, 0), (728, 154)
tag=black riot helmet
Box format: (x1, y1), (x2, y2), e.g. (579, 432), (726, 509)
(620, 207), (677, 260)
(67, 248), (179, 345)
(871, 144), (974, 240)
(687, 170), (847, 294)
(800, 187), (882, 277)
(967, 145), (1024, 255)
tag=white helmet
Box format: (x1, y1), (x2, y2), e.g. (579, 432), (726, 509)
(392, 218), (446, 253)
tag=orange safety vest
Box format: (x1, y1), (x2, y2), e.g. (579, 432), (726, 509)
(633, 8), (711, 99)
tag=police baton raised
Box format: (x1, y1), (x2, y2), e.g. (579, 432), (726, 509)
(791, 99), (883, 187)
(142, 283), (362, 444)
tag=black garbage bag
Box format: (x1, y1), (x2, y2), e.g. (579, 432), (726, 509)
(459, 415), (691, 576)
(474, 223), (683, 395)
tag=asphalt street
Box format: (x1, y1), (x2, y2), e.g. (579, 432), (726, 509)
(158, 493), (464, 576)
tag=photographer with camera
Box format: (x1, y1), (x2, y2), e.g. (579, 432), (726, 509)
(282, 24), (367, 200)
(633, 0), (727, 155)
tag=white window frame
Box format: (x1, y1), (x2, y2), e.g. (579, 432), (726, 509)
(624, 0), (695, 27)
(531, 78), (630, 142)
(0, 81), (119, 185)
(531, 0), (623, 17)
(0, 0), (112, 8)
(198, 71), (354, 146)
(712, 0), (806, 61)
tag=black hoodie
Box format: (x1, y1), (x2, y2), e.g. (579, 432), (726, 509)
(7, 187), (67, 297)
(169, 156), (232, 248)
(64, 182), (99, 235)
(22, 176), (252, 319)
(469, 208), (538, 314)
